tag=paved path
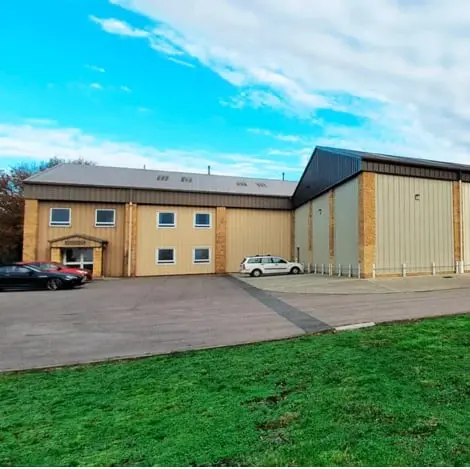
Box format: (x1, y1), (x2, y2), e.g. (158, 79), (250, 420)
(1, 275), (470, 372)
(235, 273), (470, 294)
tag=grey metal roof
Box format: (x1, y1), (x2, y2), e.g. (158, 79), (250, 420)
(25, 163), (298, 197)
(317, 146), (470, 171)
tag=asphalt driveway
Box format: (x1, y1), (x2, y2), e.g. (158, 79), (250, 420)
(2, 274), (470, 372)
(0, 276), (316, 372)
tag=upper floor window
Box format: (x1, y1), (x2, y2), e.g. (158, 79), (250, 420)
(194, 212), (211, 228)
(50, 208), (71, 227)
(95, 209), (116, 227)
(157, 211), (176, 228)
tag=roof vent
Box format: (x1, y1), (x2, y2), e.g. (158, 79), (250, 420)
(181, 176), (192, 183)
(256, 182), (267, 187)
(236, 181), (247, 186)
(156, 175), (169, 181)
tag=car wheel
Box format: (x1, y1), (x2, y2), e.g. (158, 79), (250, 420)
(46, 278), (62, 291)
(251, 269), (262, 278)
(290, 266), (300, 275)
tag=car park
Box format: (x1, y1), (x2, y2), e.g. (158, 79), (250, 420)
(0, 264), (84, 291)
(17, 260), (92, 282)
(239, 255), (304, 277)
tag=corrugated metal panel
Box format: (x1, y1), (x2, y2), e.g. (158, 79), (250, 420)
(362, 161), (457, 181)
(37, 201), (126, 276)
(135, 205), (216, 276)
(25, 163), (298, 197)
(312, 193), (330, 266)
(376, 174), (454, 274)
(226, 209), (292, 272)
(292, 148), (362, 208)
(24, 184), (292, 210)
(461, 183), (470, 266)
(294, 202), (310, 264)
(334, 177), (359, 267)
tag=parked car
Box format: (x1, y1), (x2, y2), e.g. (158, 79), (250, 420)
(17, 261), (92, 281)
(240, 255), (304, 277)
(0, 264), (84, 291)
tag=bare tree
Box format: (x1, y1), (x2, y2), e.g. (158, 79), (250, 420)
(0, 157), (95, 263)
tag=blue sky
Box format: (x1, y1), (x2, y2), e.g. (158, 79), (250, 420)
(1, 0), (469, 178)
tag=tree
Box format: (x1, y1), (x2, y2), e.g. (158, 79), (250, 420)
(0, 157), (95, 263)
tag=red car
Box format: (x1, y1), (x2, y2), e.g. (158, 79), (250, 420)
(17, 261), (93, 281)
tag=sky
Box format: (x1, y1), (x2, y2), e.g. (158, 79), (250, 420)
(1, 0), (470, 180)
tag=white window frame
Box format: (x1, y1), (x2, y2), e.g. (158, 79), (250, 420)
(193, 247), (211, 264)
(156, 247), (176, 265)
(157, 211), (176, 228)
(95, 209), (116, 227)
(194, 212), (212, 229)
(49, 208), (71, 227)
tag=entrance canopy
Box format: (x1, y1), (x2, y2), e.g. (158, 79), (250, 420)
(48, 233), (108, 249)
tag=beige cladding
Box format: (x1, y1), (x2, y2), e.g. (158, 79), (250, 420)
(135, 205), (216, 276)
(225, 208), (292, 272)
(375, 174), (454, 275)
(312, 192), (330, 266)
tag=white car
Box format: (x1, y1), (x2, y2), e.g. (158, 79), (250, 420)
(240, 255), (304, 277)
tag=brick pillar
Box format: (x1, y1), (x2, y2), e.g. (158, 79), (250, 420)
(50, 247), (61, 263)
(215, 207), (227, 274)
(93, 247), (103, 277)
(22, 199), (39, 261)
(452, 182), (463, 266)
(329, 190), (335, 265)
(123, 202), (138, 277)
(358, 172), (376, 278)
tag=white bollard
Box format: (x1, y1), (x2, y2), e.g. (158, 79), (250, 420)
(432, 262), (436, 276)
(321, 264), (325, 275)
(357, 263), (361, 279)
(402, 263), (407, 278)
(314, 263), (317, 274)
(338, 264), (342, 277)
(372, 264), (376, 279)
(348, 264), (352, 278)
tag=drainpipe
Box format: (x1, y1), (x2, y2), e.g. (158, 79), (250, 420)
(127, 202), (133, 277)
(460, 178), (464, 273)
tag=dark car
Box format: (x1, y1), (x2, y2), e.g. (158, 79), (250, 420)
(0, 264), (83, 291)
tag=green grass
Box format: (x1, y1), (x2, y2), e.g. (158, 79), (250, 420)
(1, 316), (470, 466)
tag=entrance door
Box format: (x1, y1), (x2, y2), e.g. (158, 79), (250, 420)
(62, 248), (94, 272)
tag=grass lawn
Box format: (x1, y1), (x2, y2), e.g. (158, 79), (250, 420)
(1, 315), (470, 466)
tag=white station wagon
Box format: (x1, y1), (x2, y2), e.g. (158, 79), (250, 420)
(240, 255), (304, 277)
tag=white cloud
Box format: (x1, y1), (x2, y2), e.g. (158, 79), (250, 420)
(86, 64), (106, 73)
(168, 57), (195, 68)
(100, 0), (470, 162)
(0, 122), (300, 178)
(90, 83), (103, 89)
(24, 118), (57, 126)
(248, 128), (301, 143)
(89, 15), (149, 37)
(120, 85), (132, 92)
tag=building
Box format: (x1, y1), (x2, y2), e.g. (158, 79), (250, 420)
(22, 146), (470, 278)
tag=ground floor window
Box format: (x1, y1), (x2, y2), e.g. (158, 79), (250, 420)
(62, 247), (94, 272)
(156, 248), (175, 265)
(193, 248), (211, 264)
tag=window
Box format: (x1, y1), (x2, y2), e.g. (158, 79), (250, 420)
(181, 176), (192, 183)
(272, 257), (288, 264)
(156, 175), (169, 181)
(157, 212), (176, 227)
(236, 181), (247, 186)
(193, 248), (210, 264)
(261, 257), (273, 264)
(194, 212), (211, 228)
(247, 258), (262, 264)
(95, 209), (116, 227)
(156, 248), (175, 265)
(50, 208), (71, 227)
(256, 182), (267, 187)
